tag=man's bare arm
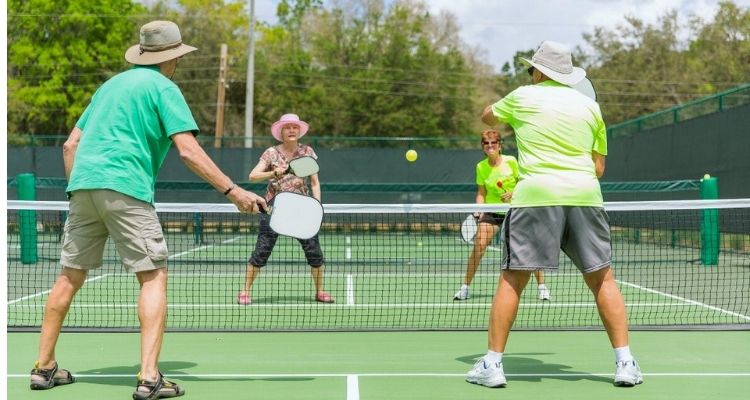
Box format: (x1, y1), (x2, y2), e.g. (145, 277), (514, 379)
(481, 105), (499, 126)
(172, 132), (266, 213)
(62, 127), (83, 181)
(592, 151), (606, 178)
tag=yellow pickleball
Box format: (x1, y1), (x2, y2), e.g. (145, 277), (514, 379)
(405, 149), (418, 162)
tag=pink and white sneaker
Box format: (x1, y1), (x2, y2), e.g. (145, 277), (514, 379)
(236, 292), (251, 305)
(315, 291), (335, 303)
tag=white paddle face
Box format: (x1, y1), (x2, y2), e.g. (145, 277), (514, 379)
(287, 156), (319, 178)
(460, 215), (478, 244)
(572, 77), (597, 101)
(269, 192), (323, 239)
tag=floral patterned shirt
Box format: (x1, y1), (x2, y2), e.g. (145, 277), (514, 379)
(259, 144), (318, 201)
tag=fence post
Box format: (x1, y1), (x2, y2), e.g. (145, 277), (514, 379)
(700, 174), (719, 266)
(18, 173), (38, 264)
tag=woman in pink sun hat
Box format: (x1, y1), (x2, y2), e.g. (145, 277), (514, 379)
(237, 113), (334, 305)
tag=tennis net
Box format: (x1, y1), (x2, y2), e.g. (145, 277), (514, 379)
(7, 199), (750, 332)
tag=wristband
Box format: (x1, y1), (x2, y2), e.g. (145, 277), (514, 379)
(223, 183), (236, 196)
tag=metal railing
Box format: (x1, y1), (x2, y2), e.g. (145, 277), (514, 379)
(607, 83), (750, 138)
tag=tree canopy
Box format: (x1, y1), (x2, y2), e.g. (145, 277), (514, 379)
(8, 0), (145, 137)
(7, 0), (749, 147)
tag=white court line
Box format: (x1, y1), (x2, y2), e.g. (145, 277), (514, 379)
(8, 274), (110, 305)
(10, 302), (714, 309)
(9, 236), (241, 304)
(456, 237), (501, 252)
(617, 279), (750, 321)
(345, 236), (352, 260)
(7, 372), (750, 378)
(346, 274), (355, 305)
(347, 374), (359, 400)
(161, 272), (567, 278)
(169, 236), (241, 259)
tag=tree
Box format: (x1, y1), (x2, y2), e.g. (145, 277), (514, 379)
(146, 0), (251, 143)
(686, 1), (750, 93)
(582, 1), (750, 124)
(249, 0), (488, 146)
(7, 0), (145, 141)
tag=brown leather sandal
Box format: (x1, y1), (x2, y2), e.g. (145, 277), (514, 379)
(133, 372), (185, 400)
(30, 361), (75, 390)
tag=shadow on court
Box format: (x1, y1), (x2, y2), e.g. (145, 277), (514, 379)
(252, 295), (326, 304)
(76, 361), (314, 387)
(456, 354), (612, 384)
(464, 293), (494, 301)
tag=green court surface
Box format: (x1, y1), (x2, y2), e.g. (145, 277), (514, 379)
(7, 331), (750, 399)
(9, 230), (750, 331)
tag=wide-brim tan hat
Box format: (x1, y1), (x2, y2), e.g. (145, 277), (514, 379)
(520, 40), (585, 86)
(125, 20), (197, 65)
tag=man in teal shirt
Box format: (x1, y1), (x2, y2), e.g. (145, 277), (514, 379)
(29, 21), (266, 399)
(466, 41), (642, 388)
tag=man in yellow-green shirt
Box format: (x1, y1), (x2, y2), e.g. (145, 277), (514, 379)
(465, 41), (642, 389)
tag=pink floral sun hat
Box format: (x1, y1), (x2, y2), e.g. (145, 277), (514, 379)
(271, 113), (309, 141)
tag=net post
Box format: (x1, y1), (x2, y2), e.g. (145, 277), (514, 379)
(17, 173), (39, 264)
(700, 175), (719, 266)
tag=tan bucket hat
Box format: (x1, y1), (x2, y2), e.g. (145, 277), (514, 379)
(125, 21), (197, 65)
(520, 41), (586, 86)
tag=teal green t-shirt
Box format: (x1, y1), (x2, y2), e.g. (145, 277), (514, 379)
(491, 80), (607, 207)
(475, 155), (519, 204)
(68, 66), (199, 204)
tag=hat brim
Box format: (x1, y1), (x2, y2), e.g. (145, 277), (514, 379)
(271, 121), (309, 142)
(520, 57), (586, 86)
(125, 43), (198, 65)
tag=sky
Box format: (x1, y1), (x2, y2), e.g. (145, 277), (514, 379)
(255, 0), (749, 71)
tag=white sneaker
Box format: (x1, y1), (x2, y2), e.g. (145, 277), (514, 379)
(614, 360), (643, 387)
(453, 285), (470, 300)
(538, 285), (550, 301)
(466, 359), (507, 388)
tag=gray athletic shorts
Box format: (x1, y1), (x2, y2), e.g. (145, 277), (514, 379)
(501, 206), (611, 274)
(60, 189), (168, 273)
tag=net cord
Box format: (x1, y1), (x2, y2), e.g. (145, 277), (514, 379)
(8, 199), (750, 213)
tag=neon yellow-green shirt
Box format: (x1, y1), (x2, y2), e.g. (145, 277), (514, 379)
(475, 155), (519, 204)
(491, 80), (607, 207)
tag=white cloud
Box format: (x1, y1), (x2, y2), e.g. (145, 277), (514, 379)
(253, 0), (749, 71)
(254, 1), (279, 25)
(426, 0), (749, 71)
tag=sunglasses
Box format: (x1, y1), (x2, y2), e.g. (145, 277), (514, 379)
(527, 66), (534, 76)
(482, 140), (499, 146)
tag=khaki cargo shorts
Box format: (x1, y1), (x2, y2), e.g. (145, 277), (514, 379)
(60, 189), (168, 273)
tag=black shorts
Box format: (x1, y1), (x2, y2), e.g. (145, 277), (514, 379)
(249, 214), (325, 267)
(478, 212), (505, 226)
